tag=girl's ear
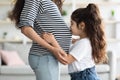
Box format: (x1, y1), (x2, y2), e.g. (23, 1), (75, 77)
(78, 22), (85, 30)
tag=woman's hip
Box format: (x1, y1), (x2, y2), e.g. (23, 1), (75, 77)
(28, 53), (60, 80)
(28, 53), (58, 70)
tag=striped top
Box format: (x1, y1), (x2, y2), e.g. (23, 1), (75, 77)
(18, 0), (71, 55)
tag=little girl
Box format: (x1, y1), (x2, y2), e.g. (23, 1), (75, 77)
(42, 3), (107, 80)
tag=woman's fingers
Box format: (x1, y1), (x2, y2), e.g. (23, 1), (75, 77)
(59, 49), (67, 57)
(57, 51), (68, 64)
(52, 48), (68, 65)
(42, 33), (53, 38)
(57, 54), (68, 65)
(41, 33), (49, 38)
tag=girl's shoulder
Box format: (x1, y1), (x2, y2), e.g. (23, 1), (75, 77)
(75, 38), (91, 47)
(77, 38), (90, 44)
(71, 38), (91, 48)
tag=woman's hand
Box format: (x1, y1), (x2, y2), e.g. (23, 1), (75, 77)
(41, 32), (56, 44)
(51, 47), (68, 65)
(41, 32), (68, 64)
(41, 32), (61, 48)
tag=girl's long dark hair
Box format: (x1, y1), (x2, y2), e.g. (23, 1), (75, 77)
(71, 3), (107, 63)
(8, 0), (63, 26)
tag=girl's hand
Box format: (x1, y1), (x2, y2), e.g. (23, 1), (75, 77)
(72, 38), (80, 44)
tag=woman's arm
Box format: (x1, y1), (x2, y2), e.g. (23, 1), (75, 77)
(42, 33), (76, 64)
(21, 27), (53, 51)
(21, 27), (68, 64)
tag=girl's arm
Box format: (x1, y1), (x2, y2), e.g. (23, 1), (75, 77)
(42, 33), (76, 64)
(21, 27), (68, 64)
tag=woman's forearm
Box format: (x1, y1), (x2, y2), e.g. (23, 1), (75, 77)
(21, 27), (68, 64)
(21, 27), (54, 52)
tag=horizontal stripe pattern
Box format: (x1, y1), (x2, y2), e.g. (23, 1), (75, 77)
(18, 0), (71, 55)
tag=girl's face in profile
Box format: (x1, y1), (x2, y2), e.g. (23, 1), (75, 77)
(70, 19), (82, 36)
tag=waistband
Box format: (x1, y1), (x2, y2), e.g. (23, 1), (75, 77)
(69, 66), (95, 77)
(29, 51), (54, 57)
